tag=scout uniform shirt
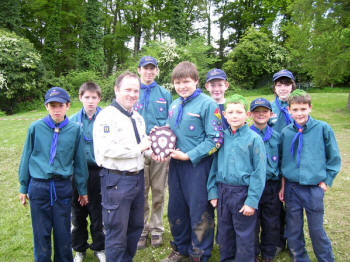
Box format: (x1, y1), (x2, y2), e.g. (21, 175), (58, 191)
(269, 97), (291, 133)
(168, 92), (223, 165)
(18, 116), (89, 195)
(251, 125), (281, 181)
(207, 124), (267, 209)
(70, 108), (100, 166)
(93, 104), (147, 172)
(134, 83), (172, 134)
(281, 117), (341, 186)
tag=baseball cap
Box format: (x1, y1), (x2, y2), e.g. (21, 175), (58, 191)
(44, 87), (70, 104)
(138, 56), (158, 67)
(250, 98), (272, 112)
(206, 68), (227, 83)
(273, 69), (295, 82)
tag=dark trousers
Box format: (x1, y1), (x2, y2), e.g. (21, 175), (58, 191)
(72, 166), (105, 252)
(168, 157), (214, 262)
(255, 180), (282, 259)
(100, 168), (144, 262)
(284, 182), (334, 262)
(217, 183), (257, 262)
(28, 178), (73, 262)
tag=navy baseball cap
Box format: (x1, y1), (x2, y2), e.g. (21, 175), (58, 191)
(138, 56), (158, 67)
(273, 69), (295, 82)
(250, 98), (272, 112)
(206, 68), (227, 83)
(44, 87), (70, 104)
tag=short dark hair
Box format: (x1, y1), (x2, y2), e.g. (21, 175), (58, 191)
(273, 77), (297, 94)
(79, 82), (102, 98)
(114, 71), (140, 89)
(171, 61), (199, 83)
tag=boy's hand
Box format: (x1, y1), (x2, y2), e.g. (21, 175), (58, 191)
(319, 182), (328, 192)
(19, 193), (28, 206)
(239, 205), (255, 216)
(210, 199), (218, 208)
(279, 177), (285, 202)
(151, 152), (170, 162)
(139, 137), (151, 153)
(170, 149), (189, 161)
(78, 195), (88, 206)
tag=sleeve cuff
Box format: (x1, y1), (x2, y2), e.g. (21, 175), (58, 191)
(208, 189), (218, 201)
(244, 198), (258, 210)
(187, 150), (200, 165)
(19, 185), (28, 194)
(324, 176), (334, 187)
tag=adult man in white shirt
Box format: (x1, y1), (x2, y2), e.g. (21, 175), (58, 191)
(93, 72), (150, 262)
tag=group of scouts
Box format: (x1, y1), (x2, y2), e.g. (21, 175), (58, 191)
(18, 56), (341, 262)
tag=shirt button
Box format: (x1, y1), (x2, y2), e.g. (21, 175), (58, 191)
(108, 210), (111, 213)
(115, 186), (118, 190)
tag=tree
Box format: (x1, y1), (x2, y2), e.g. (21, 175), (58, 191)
(223, 27), (289, 89)
(0, 30), (45, 113)
(78, 0), (104, 72)
(286, 0), (350, 87)
(0, 0), (21, 33)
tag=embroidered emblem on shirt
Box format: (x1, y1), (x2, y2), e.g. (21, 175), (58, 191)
(169, 110), (174, 118)
(214, 108), (221, 120)
(272, 156), (278, 162)
(187, 112), (200, 118)
(156, 98), (167, 104)
(159, 107), (164, 112)
(133, 103), (143, 111)
(189, 125), (195, 131)
(208, 147), (218, 156)
(104, 126), (110, 133)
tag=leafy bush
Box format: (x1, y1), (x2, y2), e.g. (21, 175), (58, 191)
(0, 29), (45, 113)
(223, 27), (290, 89)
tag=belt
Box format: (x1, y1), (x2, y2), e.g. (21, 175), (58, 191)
(31, 175), (72, 182)
(107, 168), (141, 176)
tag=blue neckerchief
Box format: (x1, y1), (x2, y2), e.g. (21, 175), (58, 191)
(111, 100), (141, 144)
(250, 124), (273, 142)
(77, 107), (102, 142)
(49, 180), (57, 206)
(219, 104), (229, 130)
(291, 120), (306, 167)
(140, 81), (157, 110)
(175, 89), (202, 128)
(42, 115), (69, 165)
(275, 96), (292, 125)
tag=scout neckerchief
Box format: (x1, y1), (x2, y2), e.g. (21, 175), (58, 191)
(42, 115), (69, 165)
(250, 124), (273, 142)
(111, 100), (141, 144)
(218, 104), (229, 130)
(275, 96), (292, 125)
(175, 88), (202, 128)
(290, 119), (306, 167)
(77, 107), (102, 142)
(140, 81), (157, 110)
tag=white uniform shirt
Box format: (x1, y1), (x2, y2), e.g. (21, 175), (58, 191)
(93, 105), (147, 172)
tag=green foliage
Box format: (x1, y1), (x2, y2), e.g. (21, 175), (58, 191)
(286, 0), (350, 87)
(223, 27), (289, 89)
(0, 0), (21, 33)
(137, 37), (217, 90)
(0, 29), (45, 113)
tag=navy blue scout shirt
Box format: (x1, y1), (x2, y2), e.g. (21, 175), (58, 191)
(207, 124), (266, 209)
(18, 116), (89, 195)
(168, 92), (223, 165)
(251, 125), (281, 181)
(281, 117), (341, 186)
(70, 108), (100, 166)
(134, 83), (172, 134)
(269, 97), (291, 133)
(218, 104), (229, 130)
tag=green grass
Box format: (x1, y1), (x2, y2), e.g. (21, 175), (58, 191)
(0, 91), (349, 261)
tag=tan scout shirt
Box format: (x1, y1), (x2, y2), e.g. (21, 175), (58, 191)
(93, 105), (147, 172)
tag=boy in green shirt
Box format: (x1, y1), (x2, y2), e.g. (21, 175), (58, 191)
(279, 90), (341, 261)
(70, 82), (105, 262)
(19, 87), (88, 262)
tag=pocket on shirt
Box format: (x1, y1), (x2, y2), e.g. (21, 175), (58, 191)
(154, 101), (168, 120)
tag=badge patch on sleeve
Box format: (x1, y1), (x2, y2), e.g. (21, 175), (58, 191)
(104, 125), (110, 133)
(214, 108), (221, 120)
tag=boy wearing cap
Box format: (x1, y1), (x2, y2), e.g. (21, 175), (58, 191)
(70, 82), (105, 262)
(135, 56), (172, 249)
(269, 69), (296, 133)
(205, 68), (229, 130)
(249, 98), (282, 262)
(160, 61), (223, 262)
(19, 87), (89, 262)
(279, 90), (341, 261)
(207, 94), (266, 262)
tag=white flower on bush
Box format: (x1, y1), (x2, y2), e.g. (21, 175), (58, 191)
(0, 72), (7, 90)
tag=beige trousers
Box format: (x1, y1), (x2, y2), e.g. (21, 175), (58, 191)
(141, 154), (169, 237)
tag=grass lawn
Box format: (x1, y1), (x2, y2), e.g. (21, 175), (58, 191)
(0, 91), (349, 261)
